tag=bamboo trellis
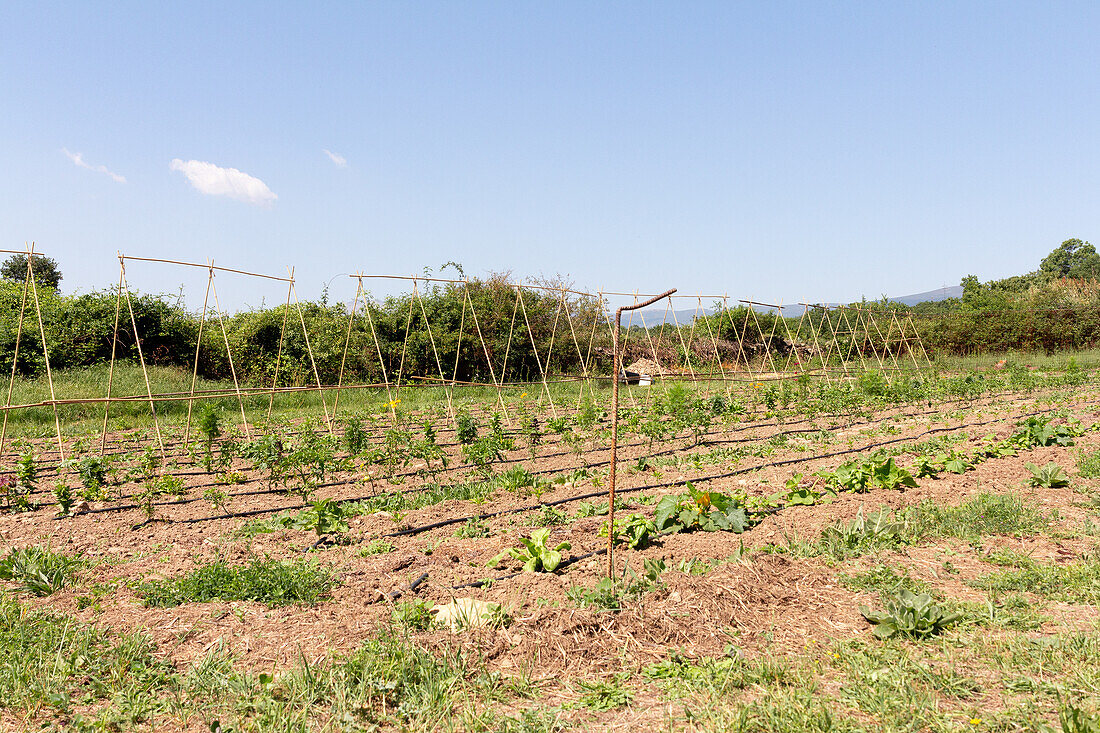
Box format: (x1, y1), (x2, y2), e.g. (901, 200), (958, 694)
(0, 253), (942, 463)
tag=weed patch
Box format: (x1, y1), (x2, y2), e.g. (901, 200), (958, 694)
(140, 558), (335, 607)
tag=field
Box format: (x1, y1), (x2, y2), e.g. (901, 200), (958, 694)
(2, 360), (1100, 731)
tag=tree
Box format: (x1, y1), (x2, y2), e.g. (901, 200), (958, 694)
(0, 254), (62, 290)
(1039, 238), (1100, 280)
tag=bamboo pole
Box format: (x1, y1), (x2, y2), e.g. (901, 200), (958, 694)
(413, 280), (457, 427)
(516, 287), (558, 419)
(464, 284), (511, 425)
(210, 275), (251, 440)
(0, 249), (32, 456)
(267, 277), (295, 422)
(292, 276), (335, 435)
(120, 260), (165, 458)
(28, 244), (66, 461)
(332, 276), (363, 421)
(120, 254), (291, 282)
(99, 264), (125, 452)
(183, 264), (214, 449)
(358, 285), (397, 419)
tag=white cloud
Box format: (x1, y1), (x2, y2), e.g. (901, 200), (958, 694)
(62, 148), (126, 183)
(169, 159), (277, 206)
(322, 149), (347, 167)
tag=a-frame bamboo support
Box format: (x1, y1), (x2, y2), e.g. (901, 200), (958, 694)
(1, 249), (34, 457)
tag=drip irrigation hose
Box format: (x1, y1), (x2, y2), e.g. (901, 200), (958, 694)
(46, 391), (1096, 526)
(440, 404), (1098, 594)
(62, 391), (1025, 520)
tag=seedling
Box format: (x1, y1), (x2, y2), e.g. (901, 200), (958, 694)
(534, 506), (569, 526)
(1013, 416), (1078, 449)
(197, 403), (222, 473)
(819, 452), (918, 493)
(0, 474), (28, 511)
(52, 482), (74, 516)
(489, 528), (571, 572)
(454, 517), (490, 539)
(15, 451), (36, 492)
(64, 455), (109, 499)
(456, 413), (479, 444)
(392, 599), (434, 630)
(599, 513), (656, 549)
(203, 486), (231, 514)
(343, 417), (368, 455)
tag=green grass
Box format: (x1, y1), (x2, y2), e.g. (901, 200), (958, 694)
(0, 591), (558, 730)
(0, 592), (175, 723)
(973, 556), (1100, 604)
(930, 347), (1100, 373)
(1078, 449), (1100, 479)
(139, 557), (336, 607)
(785, 492), (1051, 562)
(902, 491), (1052, 541)
(839, 563), (932, 597)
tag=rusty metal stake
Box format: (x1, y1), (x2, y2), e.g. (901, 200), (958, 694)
(607, 288), (676, 579)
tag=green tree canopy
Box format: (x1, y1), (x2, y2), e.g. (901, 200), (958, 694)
(0, 254), (62, 290)
(1040, 238), (1100, 280)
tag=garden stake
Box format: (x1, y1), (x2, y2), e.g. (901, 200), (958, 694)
(355, 276), (397, 417)
(26, 243), (66, 460)
(211, 273), (251, 440)
(292, 274), (335, 435)
(465, 283), (512, 424)
(1, 247), (33, 456)
(267, 276), (294, 421)
(668, 296), (697, 382)
(120, 257), (165, 458)
(183, 263), (214, 450)
(99, 262), (125, 452)
(517, 286), (558, 418)
(332, 275), (363, 420)
(607, 287), (675, 579)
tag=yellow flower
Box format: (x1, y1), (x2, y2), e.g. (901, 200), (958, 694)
(969, 719), (982, 726)
(831, 652), (839, 660)
(520, 392), (528, 398)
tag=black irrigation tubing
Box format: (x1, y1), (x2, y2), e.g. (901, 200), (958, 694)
(378, 398), (1100, 541)
(341, 384), (1060, 492)
(29, 379), (1091, 508)
(3, 373), (1087, 467)
(47, 386), (1087, 521)
(442, 400), (1100, 594)
(67, 401), (960, 518)
(7, 375), (1089, 477)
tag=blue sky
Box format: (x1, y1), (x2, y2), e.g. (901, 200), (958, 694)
(2, 2), (1099, 310)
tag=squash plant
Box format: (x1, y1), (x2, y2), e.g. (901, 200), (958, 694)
(654, 484), (750, 533)
(819, 452), (918, 493)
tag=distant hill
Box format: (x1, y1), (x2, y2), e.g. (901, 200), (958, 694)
(624, 284), (964, 324)
(888, 285), (963, 307)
